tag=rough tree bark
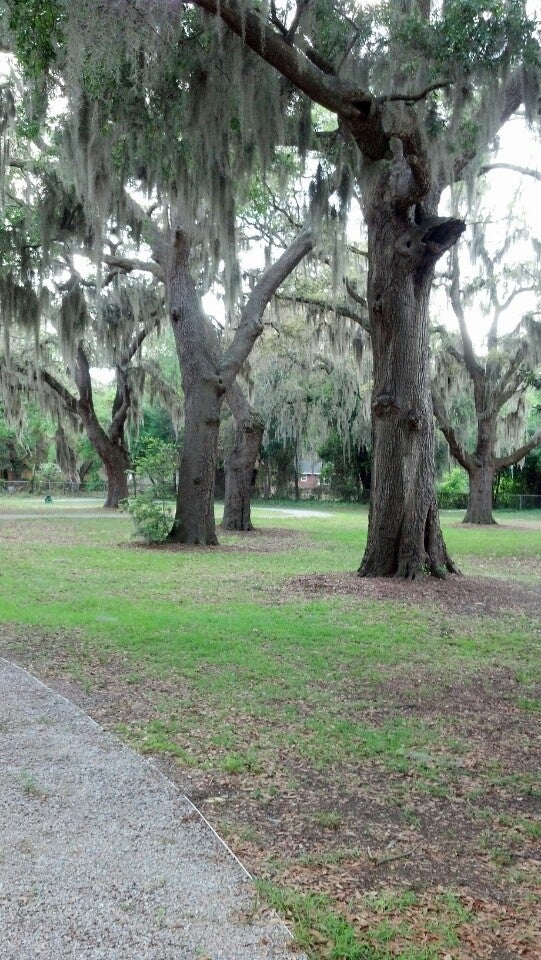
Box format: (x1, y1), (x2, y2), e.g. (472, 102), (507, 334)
(166, 228), (224, 543)
(358, 175), (464, 576)
(40, 335), (146, 509)
(163, 219), (313, 544)
(186, 0), (531, 576)
(433, 250), (541, 525)
(464, 465), (496, 524)
(222, 381), (264, 531)
(74, 345), (132, 509)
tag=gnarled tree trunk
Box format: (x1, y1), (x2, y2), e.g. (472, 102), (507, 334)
(164, 221), (313, 545)
(101, 445), (131, 508)
(74, 345), (132, 509)
(359, 184), (464, 579)
(222, 382), (264, 531)
(464, 463), (496, 524)
(463, 416), (497, 524)
(170, 379), (223, 543)
(167, 229), (224, 545)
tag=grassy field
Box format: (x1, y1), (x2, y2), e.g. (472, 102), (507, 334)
(0, 496), (540, 959)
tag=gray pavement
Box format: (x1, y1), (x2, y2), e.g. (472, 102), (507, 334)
(0, 659), (299, 960)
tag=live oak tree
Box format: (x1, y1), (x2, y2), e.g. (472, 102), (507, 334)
(0, 275), (170, 507)
(160, 216), (315, 543)
(3, 0), (320, 541)
(0, 140), (175, 508)
(5, 0), (540, 569)
(177, 0), (539, 577)
(432, 239), (541, 524)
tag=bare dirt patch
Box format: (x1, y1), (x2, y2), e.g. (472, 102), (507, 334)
(284, 571), (541, 618)
(458, 519), (541, 532)
(126, 527), (311, 554)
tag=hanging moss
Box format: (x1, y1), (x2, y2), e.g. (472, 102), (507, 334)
(54, 423), (77, 478)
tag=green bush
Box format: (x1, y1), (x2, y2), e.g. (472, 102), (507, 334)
(123, 492), (173, 543)
(133, 438), (178, 499)
(437, 467), (469, 509)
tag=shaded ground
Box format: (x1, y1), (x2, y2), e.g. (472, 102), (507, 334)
(284, 571), (541, 618)
(133, 527), (310, 554)
(1, 512), (540, 958)
(3, 604), (540, 959)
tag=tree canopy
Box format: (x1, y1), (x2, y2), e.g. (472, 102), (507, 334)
(0, 0), (539, 569)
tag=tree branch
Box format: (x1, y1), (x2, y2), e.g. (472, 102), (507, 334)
(431, 389), (474, 471)
(499, 285), (538, 317)
(344, 278), (368, 310)
(379, 81), (453, 103)
(276, 289), (370, 333)
(39, 369), (80, 417)
(449, 251), (482, 378)
(191, 0), (356, 115)
(479, 162), (541, 182)
(225, 378), (263, 430)
(189, 0), (391, 160)
(102, 254), (165, 281)
(221, 228), (313, 383)
(270, 0), (339, 76)
(432, 325), (465, 366)
(495, 430), (541, 470)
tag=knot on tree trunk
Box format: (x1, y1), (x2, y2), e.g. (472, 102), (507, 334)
(421, 217), (466, 255)
(396, 216), (466, 266)
(372, 392), (399, 418)
(407, 409), (424, 431)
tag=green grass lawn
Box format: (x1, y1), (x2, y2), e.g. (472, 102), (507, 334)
(0, 497), (540, 959)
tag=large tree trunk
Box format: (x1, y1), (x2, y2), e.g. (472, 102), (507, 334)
(78, 412), (131, 508)
(74, 345), (132, 510)
(464, 463), (496, 524)
(463, 407), (498, 525)
(164, 222), (313, 545)
(167, 228), (225, 545)
(102, 445), (131, 508)
(359, 188), (464, 579)
(169, 379), (223, 543)
(222, 384), (264, 531)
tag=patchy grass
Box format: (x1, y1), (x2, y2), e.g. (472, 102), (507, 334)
(0, 497), (540, 959)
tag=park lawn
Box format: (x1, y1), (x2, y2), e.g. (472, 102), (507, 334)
(0, 497), (540, 959)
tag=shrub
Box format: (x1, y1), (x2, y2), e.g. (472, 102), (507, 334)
(437, 466), (469, 509)
(133, 438), (178, 499)
(123, 492), (173, 543)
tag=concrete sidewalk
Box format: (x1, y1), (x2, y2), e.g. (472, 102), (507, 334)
(0, 659), (299, 960)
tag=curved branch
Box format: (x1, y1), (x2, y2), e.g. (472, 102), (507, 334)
(39, 369), (79, 417)
(495, 430), (541, 470)
(222, 228), (313, 383)
(103, 254), (165, 281)
(380, 81), (453, 103)
(189, 0), (391, 160)
(479, 162), (541, 182)
(191, 0), (358, 116)
(449, 249), (483, 378)
(432, 389), (474, 472)
(276, 289), (370, 333)
(432, 325), (465, 366)
(109, 377), (131, 443)
(344, 278), (368, 309)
